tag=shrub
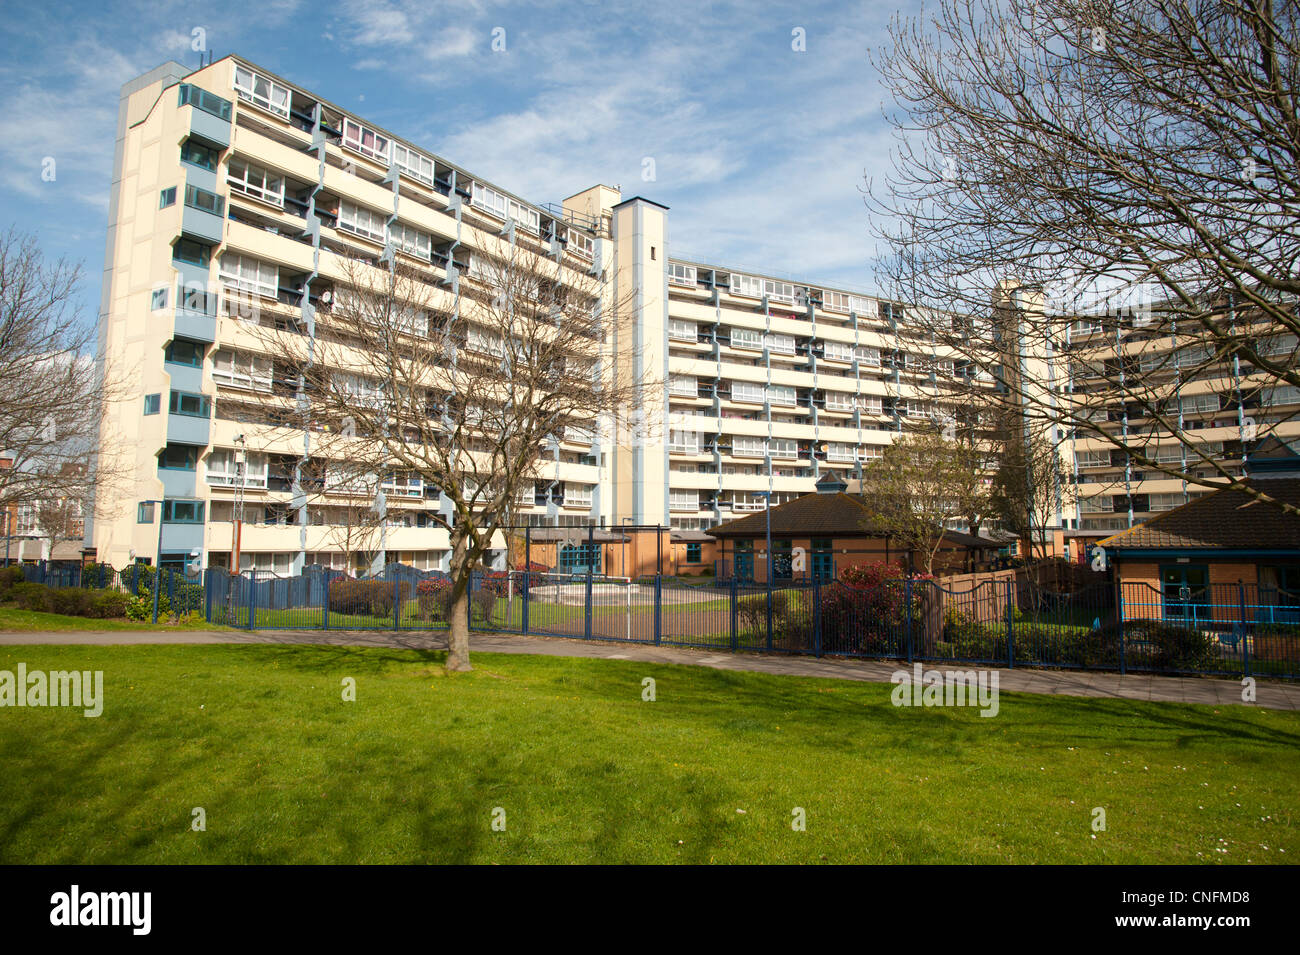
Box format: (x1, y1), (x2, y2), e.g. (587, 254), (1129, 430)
(86, 591), (130, 619)
(126, 589), (171, 622)
(738, 592), (790, 633)
(327, 578), (410, 617)
(514, 562), (547, 591)
(11, 582), (54, 612)
(0, 565), (27, 594)
(50, 588), (94, 617)
(472, 587), (497, 623)
(416, 577), (454, 622)
(819, 563), (922, 655)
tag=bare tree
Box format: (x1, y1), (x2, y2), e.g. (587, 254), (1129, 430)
(989, 424), (1076, 564)
(858, 426), (993, 575)
(867, 0), (1300, 516)
(256, 236), (647, 671)
(0, 230), (127, 523)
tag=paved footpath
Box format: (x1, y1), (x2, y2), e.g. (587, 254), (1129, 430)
(1, 628), (1297, 711)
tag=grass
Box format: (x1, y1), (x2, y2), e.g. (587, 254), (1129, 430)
(0, 607), (222, 633)
(0, 643), (1296, 864)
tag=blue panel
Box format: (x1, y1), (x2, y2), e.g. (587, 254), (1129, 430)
(160, 522), (206, 553)
(188, 108), (231, 148)
(181, 205), (225, 244)
(167, 414), (210, 446)
(159, 468), (198, 498)
(167, 365), (203, 393)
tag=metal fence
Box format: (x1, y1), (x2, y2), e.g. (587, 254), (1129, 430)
(12, 561), (207, 617)
(12, 561), (1298, 679)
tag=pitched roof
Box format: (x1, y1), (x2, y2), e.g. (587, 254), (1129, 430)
(707, 492), (993, 550)
(1098, 478), (1300, 551)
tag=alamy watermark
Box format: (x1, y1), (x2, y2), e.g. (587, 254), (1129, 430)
(0, 664), (103, 717)
(890, 663), (999, 717)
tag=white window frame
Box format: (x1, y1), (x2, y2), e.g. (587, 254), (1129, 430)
(768, 438), (798, 459)
(668, 430), (701, 454)
(206, 448), (269, 489)
(566, 483), (594, 508)
(470, 182), (540, 233)
(854, 346), (881, 367)
(668, 319), (698, 342)
(824, 391), (855, 412)
(390, 220), (432, 260)
(669, 375), (697, 398)
(668, 263), (697, 287)
(342, 118), (391, 164)
(227, 158), (284, 208)
(232, 64), (290, 118)
(391, 142), (434, 185)
(822, 341), (853, 363)
(669, 489), (699, 512)
(218, 253), (278, 300)
(729, 328), (763, 351)
(732, 382), (766, 404)
(338, 200), (387, 243)
(211, 349), (273, 392)
(764, 333), (796, 356)
(767, 385), (796, 407)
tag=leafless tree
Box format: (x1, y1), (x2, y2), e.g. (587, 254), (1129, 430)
(989, 423), (1076, 564)
(867, 0), (1300, 516)
(255, 236), (648, 671)
(858, 425), (993, 575)
(0, 229), (129, 534)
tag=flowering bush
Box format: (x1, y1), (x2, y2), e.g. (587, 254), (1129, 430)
(818, 562), (934, 655)
(415, 577), (453, 621)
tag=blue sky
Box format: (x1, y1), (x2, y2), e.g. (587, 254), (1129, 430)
(0, 0), (921, 321)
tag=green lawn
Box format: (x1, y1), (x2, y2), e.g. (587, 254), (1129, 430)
(0, 607), (223, 633)
(0, 644), (1295, 863)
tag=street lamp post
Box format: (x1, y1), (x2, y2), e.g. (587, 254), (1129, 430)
(757, 490), (773, 648)
(620, 517), (632, 578)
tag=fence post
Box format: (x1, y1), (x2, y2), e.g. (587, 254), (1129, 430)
(765, 570), (774, 652)
(246, 573), (256, 630)
(905, 577), (914, 664)
(585, 525), (594, 641)
(1239, 580), (1251, 678)
(394, 571), (401, 630)
(204, 569), (213, 623)
(813, 580), (822, 658)
(467, 572), (474, 631)
(1117, 581), (1126, 675)
(1006, 577), (1014, 669)
(522, 526), (530, 635)
(729, 577), (738, 652)
(653, 574), (662, 647)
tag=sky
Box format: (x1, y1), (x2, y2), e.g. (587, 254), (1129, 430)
(0, 0), (922, 323)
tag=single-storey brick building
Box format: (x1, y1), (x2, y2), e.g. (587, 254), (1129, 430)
(1097, 438), (1300, 625)
(707, 473), (998, 582)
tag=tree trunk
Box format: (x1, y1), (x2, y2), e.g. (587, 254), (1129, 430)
(444, 531), (473, 672)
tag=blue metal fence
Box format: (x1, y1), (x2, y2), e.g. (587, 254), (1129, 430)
(11, 560), (1298, 679)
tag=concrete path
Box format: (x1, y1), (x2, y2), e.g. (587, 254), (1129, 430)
(1, 628), (1296, 711)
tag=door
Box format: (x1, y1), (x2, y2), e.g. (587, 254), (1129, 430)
(1161, 564), (1208, 624)
(811, 539), (834, 580)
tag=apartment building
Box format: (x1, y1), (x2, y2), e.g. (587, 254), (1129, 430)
(96, 54), (1280, 576)
(91, 54), (1002, 576)
(1063, 305), (1300, 541)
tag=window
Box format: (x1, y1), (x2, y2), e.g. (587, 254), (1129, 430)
(685, 542), (702, 563)
(824, 391), (855, 412)
(338, 201), (387, 243)
(856, 395), (884, 416)
(232, 65), (290, 118)
(769, 439), (798, 459)
(826, 442), (855, 463)
(469, 182), (540, 233)
(566, 483), (594, 508)
(669, 489), (699, 512)
(1149, 492), (1186, 512)
(158, 444), (198, 471)
(169, 390), (211, 418)
(211, 349), (273, 392)
(822, 341), (853, 363)
(1176, 392), (1221, 415)
(162, 500), (205, 524)
(172, 239), (210, 267)
(822, 291), (876, 315)
(729, 328), (763, 350)
(165, 339), (205, 368)
(159, 187), (177, 209)
(732, 382), (766, 404)
(1262, 385), (1300, 407)
(226, 159), (284, 207)
(765, 334), (796, 355)
(151, 287), (169, 311)
(854, 346), (881, 367)
(382, 472), (424, 499)
(1079, 495), (1111, 514)
(730, 273), (797, 304)
(767, 385), (796, 406)
(180, 139), (219, 172)
(206, 448), (268, 488)
(669, 375), (697, 398)
(183, 184), (224, 217)
(390, 221), (432, 260)
(392, 141), (435, 185)
(668, 430), (700, 454)
(178, 83), (232, 120)
(559, 543), (601, 574)
(566, 229), (594, 260)
(144, 394), (161, 416)
(218, 253), (278, 299)
(668, 319), (698, 342)
(137, 502), (156, 523)
(732, 436), (766, 458)
(342, 117), (391, 162)
(1074, 449), (1110, 468)
(668, 263), (696, 287)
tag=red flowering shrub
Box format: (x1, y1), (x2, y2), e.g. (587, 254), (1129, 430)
(818, 562), (934, 655)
